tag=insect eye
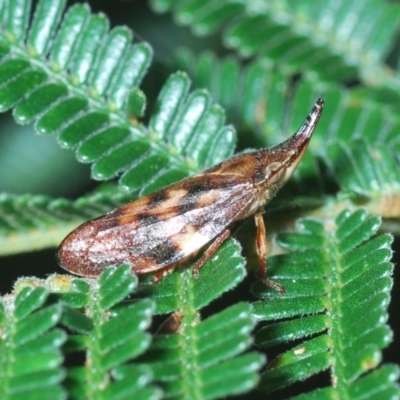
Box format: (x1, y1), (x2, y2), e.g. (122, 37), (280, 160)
(265, 161), (285, 183)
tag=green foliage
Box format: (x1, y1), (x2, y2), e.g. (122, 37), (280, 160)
(153, 0), (400, 105)
(0, 189), (132, 255)
(1, 265), (161, 400)
(326, 139), (400, 210)
(62, 266), (160, 400)
(175, 49), (400, 146)
(0, 288), (66, 399)
(253, 210), (396, 396)
(0, 0), (236, 196)
(5, 261), (258, 400)
(140, 303), (264, 399)
(0, 0), (399, 399)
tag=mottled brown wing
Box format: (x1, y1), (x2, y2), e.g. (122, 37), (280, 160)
(58, 174), (257, 276)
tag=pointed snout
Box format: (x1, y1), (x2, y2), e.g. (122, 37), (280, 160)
(267, 98), (324, 165)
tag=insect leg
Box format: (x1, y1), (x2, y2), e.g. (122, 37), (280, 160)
(255, 212), (286, 294)
(192, 229), (231, 278)
(152, 264), (177, 284)
(157, 311), (184, 334)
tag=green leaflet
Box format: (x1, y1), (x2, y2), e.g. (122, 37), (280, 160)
(0, 288), (66, 399)
(253, 209), (396, 397)
(0, 189), (132, 255)
(0, 0), (236, 196)
(326, 139), (400, 217)
(7, 260), (261, 400)
(139, 303), (264, 399)
(154, 0), (400, 106)
(7, 265), (160, 400)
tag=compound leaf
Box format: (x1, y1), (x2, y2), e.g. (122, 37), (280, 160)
(140, 302), (264, 399)
(0, 288), (66, 399)
(253, 209), (396, 397)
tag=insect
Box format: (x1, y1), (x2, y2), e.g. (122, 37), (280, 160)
(58, 99), (324, 293)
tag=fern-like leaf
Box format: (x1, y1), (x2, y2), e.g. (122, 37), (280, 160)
(0, 0), (236, 196)
(139, 302), (265, 399)
(12, 265), (161, 400)
(62, 266), (159, 399)
(175, 49), (400, 150)
(9, 261), (262, 399)
(0, 189), (132, 255)
(0, 287), (66, 399)
(153, 0), (400, 106)
(252, 209), (397, 397)
(326, 139), (400, 217)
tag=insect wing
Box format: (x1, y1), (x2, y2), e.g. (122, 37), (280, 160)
(58, 174), (256, 276)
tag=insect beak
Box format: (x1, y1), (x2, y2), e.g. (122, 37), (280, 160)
(273, 98), (324, 177)
(291, 98), (324, 154)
